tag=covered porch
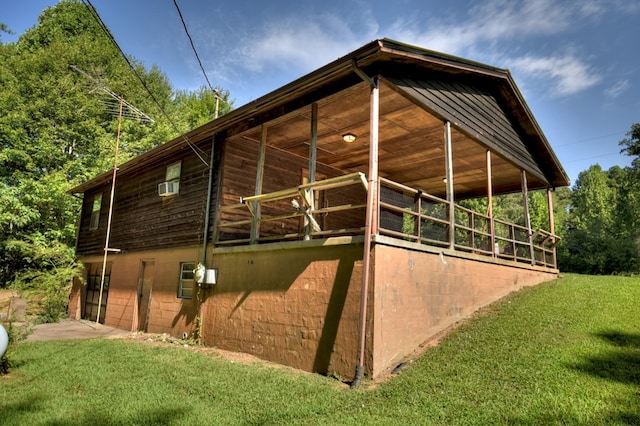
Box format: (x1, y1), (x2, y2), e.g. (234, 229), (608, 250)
(198, 40), (568, 381)
(213, 75), (562, 270)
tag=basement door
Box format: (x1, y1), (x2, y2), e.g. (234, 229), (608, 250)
(136, 260), (154, 332)
(83, 262), (111, 324)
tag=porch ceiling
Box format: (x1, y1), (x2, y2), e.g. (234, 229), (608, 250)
(236, 81), (547, 199)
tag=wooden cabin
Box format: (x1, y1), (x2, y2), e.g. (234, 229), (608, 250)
(68, 39), (569, 382)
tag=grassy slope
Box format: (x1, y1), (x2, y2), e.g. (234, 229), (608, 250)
(1, 274), (638, 425)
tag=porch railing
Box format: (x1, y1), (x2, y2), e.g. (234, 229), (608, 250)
(378, 178), (559, 268)
(214, 174), (558, 269)
(215, 172), (368, 245)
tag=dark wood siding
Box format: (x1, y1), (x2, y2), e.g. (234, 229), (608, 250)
(78, 133), (364, 253)
(76, 139), (217, 255)
(386, 75), (547, 183)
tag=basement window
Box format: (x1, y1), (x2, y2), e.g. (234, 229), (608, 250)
(89, 193), (102, 230)
(178, 262), (195, 299)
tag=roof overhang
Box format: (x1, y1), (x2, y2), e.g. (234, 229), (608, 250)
(70, 38), (569, 196)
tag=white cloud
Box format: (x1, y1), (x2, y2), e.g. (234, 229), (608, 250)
(385, 0), (610, 97)
(387, 0), (586, 55)
(225, 9), (379, 77)
(604, 79), (630, 99)
(203, 0), (630, 99)
(506, 54), (601, 96)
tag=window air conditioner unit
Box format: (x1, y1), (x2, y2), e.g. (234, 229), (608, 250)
(158, 181), (179, 196)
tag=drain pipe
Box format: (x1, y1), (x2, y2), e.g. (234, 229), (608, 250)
(351, 61), (379, 388)
(194, 135), (218, 343)
(201, 135), (217, 265)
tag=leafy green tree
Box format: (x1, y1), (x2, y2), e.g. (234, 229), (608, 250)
(619, 123), (640, 169)
(0, 0), (233, 320)
(559, 151), (640, 274)
(173, 86), (232, 131)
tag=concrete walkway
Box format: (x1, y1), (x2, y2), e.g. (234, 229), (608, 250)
(24, 319), (132, 342)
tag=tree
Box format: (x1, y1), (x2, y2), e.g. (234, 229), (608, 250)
(0, 1), (233, 319)
(559, 157), (640, 275)
(619, 123), (640, 169)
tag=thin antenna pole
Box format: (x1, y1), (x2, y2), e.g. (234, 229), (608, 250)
(96, 96), (123, 325)
(70, 65), (153, 123)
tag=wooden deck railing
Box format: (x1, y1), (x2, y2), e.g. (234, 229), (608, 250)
(215, 172), (368, 245)
(214, 175), (558, 269)
(378, 178), (559, 268)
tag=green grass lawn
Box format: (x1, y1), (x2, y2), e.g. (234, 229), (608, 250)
(1, 274), (639, 425)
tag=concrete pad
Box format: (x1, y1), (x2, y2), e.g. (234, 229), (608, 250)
(24, 319), (131, 342)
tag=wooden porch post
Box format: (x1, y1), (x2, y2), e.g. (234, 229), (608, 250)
(546, 188), (555, 236)
(486, 150), (495, 256)
(305, 103), (318, 240)
(547, 187), (557, 267)
(354, 75), (379, 386)
(521, 170), (535, 265)
(444, 121), (455, 250)
(250, 125), (267, 243)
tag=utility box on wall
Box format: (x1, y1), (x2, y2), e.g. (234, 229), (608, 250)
(203, 269), (217, 286)
(195, 264), (217, 287)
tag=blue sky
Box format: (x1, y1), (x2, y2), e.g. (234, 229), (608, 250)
(2, 0), (639, 185)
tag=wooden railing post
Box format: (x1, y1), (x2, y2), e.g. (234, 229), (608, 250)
(305, 103), (318, 241)
(547, 187), (557, 268)
(521, 170), (535, 265)
(487, 150), (495, 256)
(251, 125), (267, 243)
(444, 121), (455, 250)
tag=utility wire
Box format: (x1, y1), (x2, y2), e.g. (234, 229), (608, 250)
(554, 131), (625, 148)
(81, 0), (209, 167)
(562, 151), (627, 165)
(172, 0), (219, 98)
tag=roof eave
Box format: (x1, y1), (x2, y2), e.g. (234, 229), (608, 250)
(69, 38), (570, 194)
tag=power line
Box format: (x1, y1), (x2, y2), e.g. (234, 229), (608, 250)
(172, 0), (222, 118)
(172, 0), (219, 97)
(80, 0), (209, 167)
(562, 151), (627, 165)
(554, 131), (625, 148)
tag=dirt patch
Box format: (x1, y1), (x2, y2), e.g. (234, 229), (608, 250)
(0, 290), (12, 312)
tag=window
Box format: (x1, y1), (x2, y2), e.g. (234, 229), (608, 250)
(166, 161), (182, 182)
(89, 193), (102, 230)
(178, 262), (195, 299)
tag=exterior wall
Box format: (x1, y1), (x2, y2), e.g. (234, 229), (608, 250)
(70, 246), (201, 336)
(202, 238), (364, 379)
(371, 240), (558, 377)
(68, 237), (558, 381)
(75, 139), (219, 256)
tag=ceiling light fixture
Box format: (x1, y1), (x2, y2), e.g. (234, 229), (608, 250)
(342, 133), (357, 143)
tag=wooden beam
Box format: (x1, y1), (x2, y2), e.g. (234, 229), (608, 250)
(546, 187), (555, 236)
(356, 75), (379, 383)
(547, 187), (557, 268)
(486, 150), (495, 256)
(241, 172), (366, 205)
(444, 121), (455, 249)
(305, 103), (318, 240)
(251, 125), (267, 243)
(521, 170), (535, 265)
